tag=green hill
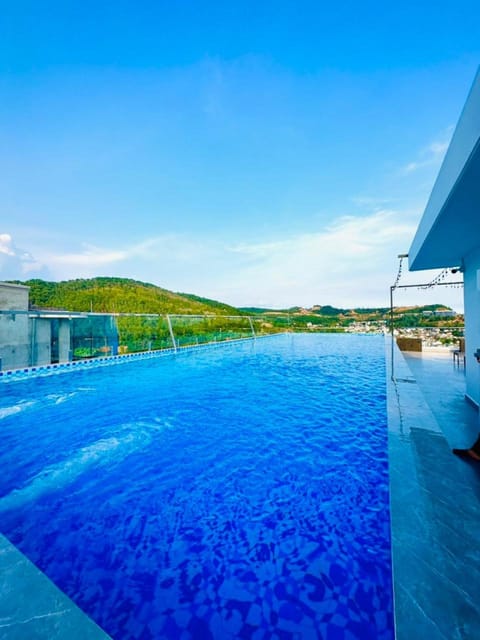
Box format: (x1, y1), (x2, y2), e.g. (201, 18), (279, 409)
(7, 278), (460, 323)
(311, 305), (347, 316)
(240, 307), (285, 314)
(10, 277), (241, 316)
(178, 292), (246, 314)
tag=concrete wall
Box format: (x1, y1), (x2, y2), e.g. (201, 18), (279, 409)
(464, 247), (480, 406)
(30, 318), (52, 366)
(0, 282), (29, 311)
(0, 283), (30, 371)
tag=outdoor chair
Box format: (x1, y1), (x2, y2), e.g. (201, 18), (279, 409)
(452, 337), (465, 367)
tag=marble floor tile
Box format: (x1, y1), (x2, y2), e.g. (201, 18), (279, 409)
(387, 341), (480, 640)
(0, 535), (111, 640)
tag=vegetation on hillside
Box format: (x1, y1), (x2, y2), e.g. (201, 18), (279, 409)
(177, 291), (246, 314)
(10, 277), (240, 316)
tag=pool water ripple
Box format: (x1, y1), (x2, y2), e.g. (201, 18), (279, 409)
(0, 334), (393, 639)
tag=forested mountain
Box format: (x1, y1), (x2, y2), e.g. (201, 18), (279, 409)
(9, 277), (241, 315)
(7, 277), (459, 323)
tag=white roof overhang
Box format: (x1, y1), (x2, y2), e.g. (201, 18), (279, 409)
(409, 68), (480, 271)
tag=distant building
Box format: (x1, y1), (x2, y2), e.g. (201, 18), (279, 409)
(0, 282), (118, 371)
(409, 68), (480, 405)
(0, 282), (31, 370)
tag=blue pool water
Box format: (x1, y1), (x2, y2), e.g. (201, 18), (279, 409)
(0, 334), (393, 640)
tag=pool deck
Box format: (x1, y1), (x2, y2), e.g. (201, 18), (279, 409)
(387, 339), (480, 640)
(0, 534), (111, 639)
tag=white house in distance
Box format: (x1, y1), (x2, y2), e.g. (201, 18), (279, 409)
(409, 67), (480, 406)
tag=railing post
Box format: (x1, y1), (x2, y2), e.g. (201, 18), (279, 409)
(248, 316), (256, 339)
(390, 286), (394, 335)
(166, 315), (177, 353)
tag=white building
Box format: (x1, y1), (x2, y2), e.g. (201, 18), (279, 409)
(409, 68), (480, 406)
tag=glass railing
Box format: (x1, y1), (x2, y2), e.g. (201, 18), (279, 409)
(0, 311), (283, 371)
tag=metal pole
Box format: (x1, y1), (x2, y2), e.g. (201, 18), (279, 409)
(166, 315), (177, 353)
(248, 316), (256, 339)
(390, 286), (394, 335)
(392, 281), (463, 290)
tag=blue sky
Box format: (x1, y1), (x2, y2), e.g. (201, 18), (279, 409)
(1, 1), (478, 309)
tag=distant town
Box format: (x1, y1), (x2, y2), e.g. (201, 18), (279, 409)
(249, 305), (463, 346)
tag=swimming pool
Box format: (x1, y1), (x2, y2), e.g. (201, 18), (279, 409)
(0, 334), (393, 639)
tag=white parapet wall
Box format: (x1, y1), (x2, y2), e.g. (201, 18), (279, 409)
(408, 68), (480, 409)
(463, 248), (480, 406)
(0, 282), (30, 370)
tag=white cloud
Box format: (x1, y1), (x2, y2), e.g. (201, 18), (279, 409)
(400, 129), (453, 175)
(350, 195), (395, 208)
(2, 209), (463, 312)
(206, 210), (418, 307)
(34, 235), (218, 277)
(0, 233), (48, 279)
(48, 245), (129, 267)
(0, 234), (16, 256)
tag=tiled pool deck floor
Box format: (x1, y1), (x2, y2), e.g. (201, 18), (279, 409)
(0, 534), (111, 639)
(1, 340), (480, 639)
(387, 340), (480, 640)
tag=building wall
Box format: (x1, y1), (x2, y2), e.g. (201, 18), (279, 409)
(30, 318), (52, 366)
(0, 283), (30, 371)
(409, 69), (480, 270)
(464, 247), (480, 406)
(0, 283), (29, 311)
